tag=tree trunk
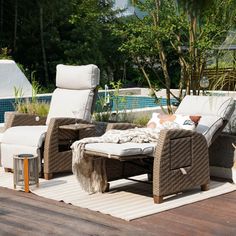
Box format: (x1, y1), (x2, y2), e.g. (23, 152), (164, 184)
(176, 35), (186, 99)
(13, 0), (18, 51)
(153, 0), (172, 114)
(189, 12), (197, 95)
(0, 0), (4, 43)
(38, 1), (49, 85)
(159, 45), (172, 114)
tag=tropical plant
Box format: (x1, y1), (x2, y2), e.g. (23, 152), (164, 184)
(0, 47), (12, 59)
(15, 101), (50, 116)
(14, 86), (24, 110)
(93, 93), (112, 122)
(14, 81), (50, 117)
(93, 81), (136, 122)
(133, 114), (150, 126)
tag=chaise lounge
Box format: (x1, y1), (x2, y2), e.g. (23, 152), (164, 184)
(72, 95), (234, 203)
(0, 64), (100, 179)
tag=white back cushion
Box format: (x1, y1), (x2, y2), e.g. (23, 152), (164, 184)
(196, 115), (223, 146)
(56, 64), (100, 90)
(175, 95), (233, 119)
(46, 88), (94, 125)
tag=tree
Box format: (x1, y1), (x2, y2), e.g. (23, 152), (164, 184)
(175, 0), (236, 96)
(37, 0), (49, 85)
(0, 0), (127, 90)
(115, 0), (180, 113)
(64, 0), (126, 86)
(115, 0), (236, 112)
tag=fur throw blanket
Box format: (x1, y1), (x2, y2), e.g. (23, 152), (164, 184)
(71, 124), (179, 193)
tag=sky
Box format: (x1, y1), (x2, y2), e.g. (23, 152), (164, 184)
(113, 0), (135, 16)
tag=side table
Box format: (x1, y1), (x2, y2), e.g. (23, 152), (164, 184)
(58, 123), (95, 151)
(13, 154), (39, 192)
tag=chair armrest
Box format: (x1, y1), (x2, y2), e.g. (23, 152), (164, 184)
(44, 118), (91, 174)
(4, 112), (46, 129)
(153, 129), (209, 197)
(44, 117), (77, 155)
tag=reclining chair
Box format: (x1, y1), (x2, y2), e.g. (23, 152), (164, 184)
(75, 95), (234, 203)
(1, 64), (100, 179)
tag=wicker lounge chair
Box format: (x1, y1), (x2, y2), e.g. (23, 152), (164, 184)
(74, 95), (234, 203)
(0, 64), (100, 179)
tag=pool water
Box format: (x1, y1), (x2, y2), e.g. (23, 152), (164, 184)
(0, 95), (52, 123)
(0, 94), (175, 123)
(95, 94), (176, 112)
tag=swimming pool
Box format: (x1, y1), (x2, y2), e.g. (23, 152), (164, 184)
(95, 94), (175, 112)
(0, 94), (175, 123)
(0, 95), (52, 123)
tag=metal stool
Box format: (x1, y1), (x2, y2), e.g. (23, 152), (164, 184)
(13, 154), (39, 192)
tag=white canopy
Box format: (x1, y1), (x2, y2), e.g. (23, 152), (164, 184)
(0, 60), (32, 98)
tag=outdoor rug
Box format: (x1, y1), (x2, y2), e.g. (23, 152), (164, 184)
(0, 167), (236, 221)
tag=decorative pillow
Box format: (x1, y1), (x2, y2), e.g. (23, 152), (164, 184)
(146, 113), (161, 129)
(176, 115), (196, 131)
(189, 115), (202, 125)
(147, 113), (198, 131)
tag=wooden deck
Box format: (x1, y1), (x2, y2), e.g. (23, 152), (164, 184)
(0, 187), (235, 235)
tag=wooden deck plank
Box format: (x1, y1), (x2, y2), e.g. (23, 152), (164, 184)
(133, 192), (236, 235)
(0, 187), (236, 235)
(0, 187), (153, 236)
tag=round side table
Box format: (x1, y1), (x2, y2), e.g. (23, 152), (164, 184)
(13, 154), (39, 192)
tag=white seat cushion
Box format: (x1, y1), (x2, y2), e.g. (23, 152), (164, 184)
(85, 142), (156, 157)
(196, 116), (223, 146)
(0, 132), (3, 143)
(175, 95), (233, 119)
(2, 126), (48, 147)
(1, 143), (41, 169)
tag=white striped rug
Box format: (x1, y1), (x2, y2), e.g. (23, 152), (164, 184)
(1, 167), (235, 221)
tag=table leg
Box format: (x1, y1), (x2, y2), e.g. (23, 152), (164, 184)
(24, 158), (29, 193)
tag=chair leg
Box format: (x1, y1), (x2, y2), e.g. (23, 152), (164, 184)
(201, 183), (209, 191)
(104, 183), (110, 192)
(153, 195), (163, 204)
(44, 173), (53, 180)
(4, 168), (13, 173)
(147, 173), (153, 181)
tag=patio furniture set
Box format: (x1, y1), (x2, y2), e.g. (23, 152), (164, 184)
(0, 64), (235, 203)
